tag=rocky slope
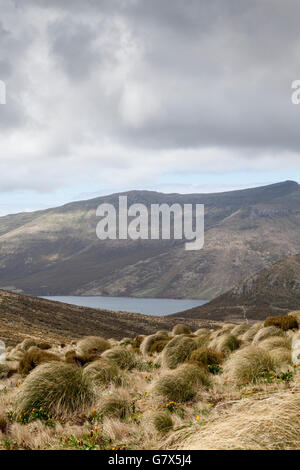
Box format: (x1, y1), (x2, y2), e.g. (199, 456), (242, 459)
(174, 252), (300, 321)
(1, 180), (300, 299)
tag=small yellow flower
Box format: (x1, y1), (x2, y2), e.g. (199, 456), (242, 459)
(196, 415), (200, 421)
(94, 426), (98, 433)
(92, 408), (96, 414)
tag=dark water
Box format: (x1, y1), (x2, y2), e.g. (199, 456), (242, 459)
(42, 296), (207, 316)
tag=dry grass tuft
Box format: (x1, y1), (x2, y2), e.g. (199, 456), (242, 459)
(231, 324), (251, 337)
(189, 347), (223, 367)
(18, 349), (61, 376)
(98, 389), (131, 419)
(102, 347), (136, 370)
(15, 362), (95, 417)
(76, 336), (110, 361)
(155, 363), (211, 402)
(241, 322), (263, 342)
(153, 410), (173, 433)
(172, 324), (191, 335)
(141, 331), (169, 355)
(183, 391), (300, 450)
(223, 345), (275, 384)
(83, 358), (120, 386)
(252, 326), (285, 344)
(162, 335), (197, 369)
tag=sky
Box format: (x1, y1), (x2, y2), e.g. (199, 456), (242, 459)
(0, 0), (300, 215)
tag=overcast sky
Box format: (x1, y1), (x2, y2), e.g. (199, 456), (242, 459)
(0, 0), (300, 215)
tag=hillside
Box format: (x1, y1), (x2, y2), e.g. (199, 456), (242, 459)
(0, 290), (216, 346)
(1, 181), (300, 299)
(174, 252), (300, 321)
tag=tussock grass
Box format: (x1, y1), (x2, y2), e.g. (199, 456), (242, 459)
(155, 363), (211, 402)
(241, 322), (263, 342)
(189, 347), (223, 367)
(149, 340), (169, 355)
(0, 364), (9, 380)
(213, 334), (241, 353)
(98, 389), (131, 419)
(153, 411), (173, 433)
(162, 335), (197, 369)
(18, 349), (61, 376)
(83, 358), (120, 386)
(15, 362), (95, 417)
(20, 339), (37, 351)
(102, 347), (136, 370)
(76, 336), (110, 361)
(252, 326), (285, 344)
(260, 336), (291, 351)
(172, 324), (191, 335)
(223, 346), (275, 383)
(184, 391), (300, 450)
(271, 348), (292, 366)
(141, 331), (169, 355)
(231, 324), (250, 337)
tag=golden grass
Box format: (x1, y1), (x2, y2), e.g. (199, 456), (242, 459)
(0, 322), (299, 451)
(182, 391), (300, 450)
(252, 326), (285, 344)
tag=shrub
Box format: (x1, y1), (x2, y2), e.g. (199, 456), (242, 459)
(223, 346), (276, 384)
(162, 335), (197, 369)
(253, 326), (285, 344)
(83, 358), (120, 386)
(15, 362), (95, 417)
(149, 340), (169, 355)
(102, 347), (136, 370)
(98, 390), (131, 419)
(155, 363), (210, 402)
(241, 323), (263, 342)
(153, 411), (173, 433)
(190, 347), (224, 367)
(18, 349), (61, 376)
(141, 332), (169, 355)
(231, 324), (251, 337)
(172, 324), (191, 335)
(288, 310), (300, 325)
(264, 315), (298, 331)
(76, 336), (110, 361)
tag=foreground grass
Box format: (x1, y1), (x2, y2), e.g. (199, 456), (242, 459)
(0, 316), (299, 450)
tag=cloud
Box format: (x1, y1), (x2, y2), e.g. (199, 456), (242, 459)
(0, 0), (300, 197)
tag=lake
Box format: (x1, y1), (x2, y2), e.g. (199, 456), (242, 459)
(41, 296), (208, 316)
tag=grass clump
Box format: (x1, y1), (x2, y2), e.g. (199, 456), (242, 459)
(153, 411), (173, 433)
(223, 346), (276, 384)
(141, 332), (169, 355)
(20, 339), (37, 351)
(18, 349), (61, 376)
(190, 347), (224, 367)
(253, 326), (285, 344)
(231, 324), (251, 337)
(149, 340), (169, 355)
(155, 363), (210, 402)
(102, 347), (136, 370)
(172, 324), (191, 335)
(83, 358), (120, 386)
(98, 390), (131, 419)
(76, 336), (110, 361)
(215, 334), (240, 353)
(241, 323), (263, 342)
(162, 335), (197, 369)
(15, 362), (95, 417)
(0, 363), (9, 379)
(260, 336), (291, 351)
(264, 315), (298, 331)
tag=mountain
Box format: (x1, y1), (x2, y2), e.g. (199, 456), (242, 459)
(174, 252), (300, 321)
(1, 180), (300, 299)
(0, 289), (213, 346)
